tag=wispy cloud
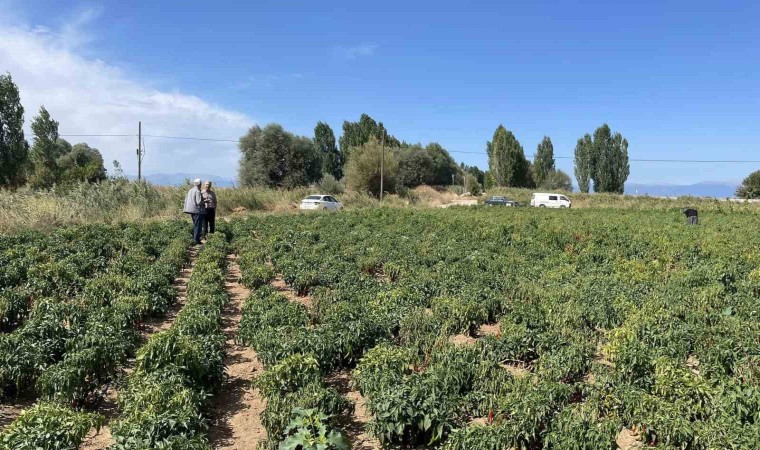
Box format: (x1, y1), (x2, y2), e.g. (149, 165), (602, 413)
(0, 9), (253, 177)
(333, 43), (379, 59)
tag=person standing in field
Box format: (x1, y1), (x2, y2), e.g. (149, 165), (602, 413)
(202, 180), (217, 238)
(183, 178), (206, 245)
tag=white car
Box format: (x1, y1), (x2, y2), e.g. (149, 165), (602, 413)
(530, 192), (572, 208)
(299, 195), (343, 211)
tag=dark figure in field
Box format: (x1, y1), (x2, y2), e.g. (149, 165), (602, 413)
(183, 178), (207, 244)
(202, 181), (217, 238)
(683, 208), (698, 225)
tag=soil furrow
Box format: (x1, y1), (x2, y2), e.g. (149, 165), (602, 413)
(325, 371), (382, 450)
(208, 254), (266, 450)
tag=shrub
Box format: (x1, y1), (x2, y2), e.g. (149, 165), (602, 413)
(0, 402), (102, 449)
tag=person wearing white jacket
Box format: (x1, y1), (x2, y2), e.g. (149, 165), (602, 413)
(183, 178), (207, 244)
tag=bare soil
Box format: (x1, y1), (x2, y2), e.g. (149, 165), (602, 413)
(79, 245), (198, 450)
(271, 275), (312, 308)
(207, 254), (267, 450)
(616, 427), (645, 449)
(325, 371), (381, 450)
(448, 334), (477, 346)
(0, 396), (35, 433)
(477, 323), (500, 337)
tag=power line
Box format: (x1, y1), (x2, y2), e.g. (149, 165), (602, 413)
(59, 133), (760, 164)
(143, 134), (238, 142)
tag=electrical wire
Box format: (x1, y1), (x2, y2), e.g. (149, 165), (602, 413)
(59, 134), (760, 163)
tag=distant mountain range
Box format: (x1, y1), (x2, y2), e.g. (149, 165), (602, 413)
(129, 173), (237, 187)
(132, 173), (740, 198)
(624, 181), (739, 198)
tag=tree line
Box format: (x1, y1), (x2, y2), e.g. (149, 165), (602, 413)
(237, 114), (460, 196)
(0, 74), (107, 189)
(12, 69), (754, 199)
(485, 123), (630, 194)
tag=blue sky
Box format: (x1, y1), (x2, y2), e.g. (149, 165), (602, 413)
(2, 0), (759, 184)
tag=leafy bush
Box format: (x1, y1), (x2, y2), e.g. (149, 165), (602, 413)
(0, 402), (102, 449)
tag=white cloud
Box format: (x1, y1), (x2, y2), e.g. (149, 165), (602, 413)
(334, 43), (379, 59)
(0, 9), (252, 177)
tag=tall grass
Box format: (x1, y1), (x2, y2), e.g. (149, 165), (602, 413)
(1, 181), (756, 232)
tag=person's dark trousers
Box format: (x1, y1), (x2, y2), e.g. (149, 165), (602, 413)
(203, 208), (216, 236)
(191, 213), (205, 244)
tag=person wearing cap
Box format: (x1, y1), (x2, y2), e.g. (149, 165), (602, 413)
(202, 180), (217, 237)
(183, 178), (207, 244)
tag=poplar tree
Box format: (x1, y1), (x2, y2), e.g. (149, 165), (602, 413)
(574, 134), (592, 193)
(533, 136), (555, 186)
(29, 106), (60, 189)
(314, 122), (341, 179)
(0, 73), (28, 188)
(487, 125), (529, 187)
(590, 124), (629, 193)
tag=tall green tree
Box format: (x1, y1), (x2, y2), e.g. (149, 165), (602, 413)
(344, 136), (398, 197)
(424, 142), (458, 185)
(29, 106), (60, 189)
(590, 124), (629, 193)
(573, 134), (593, 193)
(736, 170), (760, 199)
(487, 125), (529, 187)
(0, 73), (29, 188)
(314, 122), (342, 179)
(541, 169), (573, 191)
(533, 136), (555, 186)
(338, 114), (400, 166)
(57, 141), (107, 183)
(238, 123), (322, 188)
(396, 145), (435, 188)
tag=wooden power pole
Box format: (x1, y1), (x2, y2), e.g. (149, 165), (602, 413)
(137, 121), (144, 181)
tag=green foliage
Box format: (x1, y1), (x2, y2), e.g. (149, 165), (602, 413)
(279, 408), (349, 450)
(344, 136), (399, 197)
(111, 369), (210, 449)
(0, 73), (28, 189)
(574, 134), (593, 193)
(432, 296), (488, 336)
(29, 106), (60, 189)
(533, 136), (555, 186)
(736, 169), (760, 199)
(589, 124), (630, 194)
(487, 125), (530, 187)
(57, 142), (107, 183)
(540, 169), (573, 191)
(338, 113), (400, 165)
(255, 353), (322, 398)
(318, 173), (344, 195)
(314, 122), (342, 179)
(238, 123), (322, 188)
(0, 402), (103, 449)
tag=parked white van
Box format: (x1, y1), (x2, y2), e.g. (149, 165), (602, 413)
(530, 193), (572, 208)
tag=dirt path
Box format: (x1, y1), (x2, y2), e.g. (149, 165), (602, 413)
(208, 254), (267, 450)
(325, 371), (381, 450)
(79, 245), (198, 450)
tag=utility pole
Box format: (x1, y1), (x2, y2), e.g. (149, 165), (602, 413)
(136, 121), (144, 181)
(380, 133), (385, 201)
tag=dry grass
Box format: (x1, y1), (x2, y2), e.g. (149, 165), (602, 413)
(1, 181), (757, 232)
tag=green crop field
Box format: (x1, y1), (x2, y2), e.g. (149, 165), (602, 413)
(0, 207), (758, 449)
